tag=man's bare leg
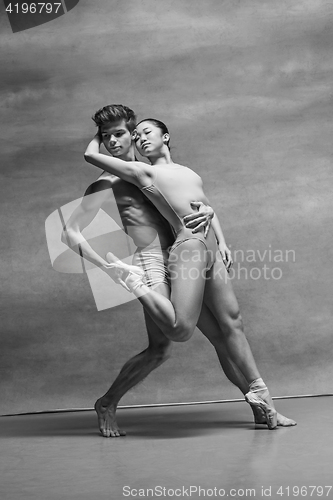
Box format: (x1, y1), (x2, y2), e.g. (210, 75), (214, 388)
(95, 282), (172, 437)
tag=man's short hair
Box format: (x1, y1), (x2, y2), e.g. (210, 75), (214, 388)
(92, 104), (136, 133)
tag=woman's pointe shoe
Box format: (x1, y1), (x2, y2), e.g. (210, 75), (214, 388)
(245, 387), (277, 430)
(105, 254), (145, 291)
(250, 404), (267, 424)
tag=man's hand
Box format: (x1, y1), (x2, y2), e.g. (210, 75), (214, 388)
(183, 201), (214, 237)
(218, 242), (233, 272)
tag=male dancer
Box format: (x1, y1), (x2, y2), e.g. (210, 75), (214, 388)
(64, 105), (295, 437)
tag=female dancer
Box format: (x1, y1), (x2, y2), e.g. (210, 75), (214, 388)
(85, 118), (296, 429)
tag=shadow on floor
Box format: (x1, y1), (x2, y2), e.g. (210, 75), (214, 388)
(0, 403), (255, 439)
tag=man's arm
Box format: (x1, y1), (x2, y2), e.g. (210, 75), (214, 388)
(62, 179), (121, 271)
(84, 134), (150, 187)
(183, 201), (214, 237)
(184, 178), (233, 270)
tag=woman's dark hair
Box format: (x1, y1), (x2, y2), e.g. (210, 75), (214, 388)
(136, 118), (170, 148)
(92, 104), (136, 133)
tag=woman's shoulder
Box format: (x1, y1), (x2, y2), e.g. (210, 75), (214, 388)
(133, 159), (149, 167)
(133, 160), (152, 172)
(134, 162), (156, 188)
(170, 162), (193, 171)
(174, 163), (202, 179)
(172, 162), (197, 170)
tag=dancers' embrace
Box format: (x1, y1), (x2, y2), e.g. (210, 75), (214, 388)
(81, 105), (296, 435)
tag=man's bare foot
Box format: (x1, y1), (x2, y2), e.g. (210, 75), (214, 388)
(94, 398), (126, 438)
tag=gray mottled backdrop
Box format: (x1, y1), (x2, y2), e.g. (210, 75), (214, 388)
(1, 0), (332, 414)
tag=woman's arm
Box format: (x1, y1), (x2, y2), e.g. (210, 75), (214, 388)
(210, 213), (233, 271)
(210, 213), (226, 246)
(194, 176), (233, 270)
(84, 134), (150, 187)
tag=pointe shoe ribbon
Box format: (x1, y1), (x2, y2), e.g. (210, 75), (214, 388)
(245, 386), (277, 430)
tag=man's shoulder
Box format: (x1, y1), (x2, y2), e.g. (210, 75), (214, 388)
(85, 172), (115, 195)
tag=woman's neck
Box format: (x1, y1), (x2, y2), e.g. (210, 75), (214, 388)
(149, 149), (173, 166)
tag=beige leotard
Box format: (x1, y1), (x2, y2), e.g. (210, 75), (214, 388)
(141, 165), (218, 269)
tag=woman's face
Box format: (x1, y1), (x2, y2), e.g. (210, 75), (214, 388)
(134, 122), (168, 157)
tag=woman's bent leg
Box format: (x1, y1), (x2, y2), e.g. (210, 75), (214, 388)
(133, 239), (208, 342)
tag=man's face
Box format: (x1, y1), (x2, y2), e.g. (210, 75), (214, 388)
(100, 120), (133, 158)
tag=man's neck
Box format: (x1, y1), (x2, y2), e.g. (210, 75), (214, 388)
(119, 147), (136, 162)
(119, 153), (135, 161)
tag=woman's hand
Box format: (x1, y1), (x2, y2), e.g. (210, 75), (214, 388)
(218, 242), (233, 272)
(183, 201), (214, 237)
(85, 133), (103, 158)
(94, 132), (102, 146)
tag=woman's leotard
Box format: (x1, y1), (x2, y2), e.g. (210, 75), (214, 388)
(141, 165), (218, 269)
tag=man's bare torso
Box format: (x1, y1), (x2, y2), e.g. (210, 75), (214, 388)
(97, 173), (174, 250)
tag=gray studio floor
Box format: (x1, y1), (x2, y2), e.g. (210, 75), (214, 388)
(1, 396), (332, 500)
